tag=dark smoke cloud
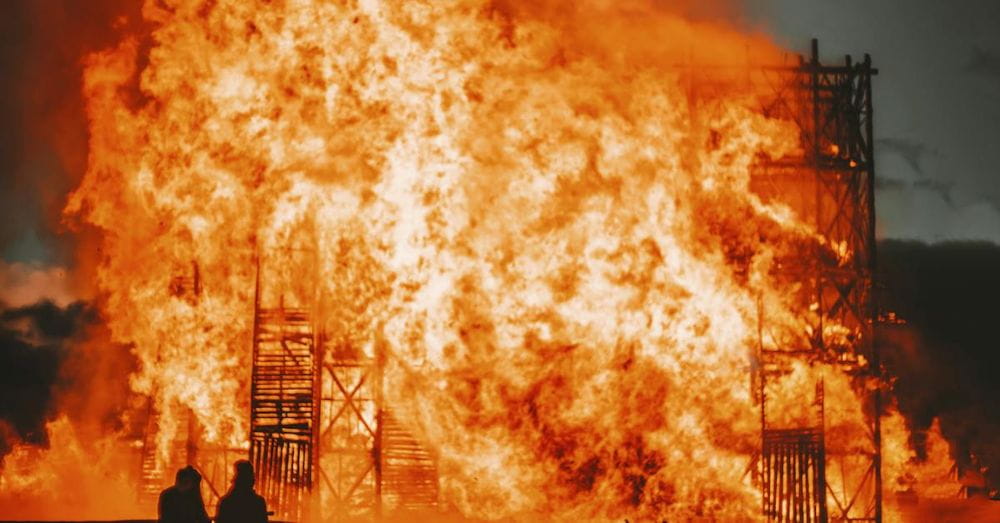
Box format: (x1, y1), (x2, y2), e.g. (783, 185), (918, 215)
(0, 300), (97, 459)
(0, 297), (136, 465)
(878, 239), (1000, 487)
(0, 1), (145, 466)
(876, 137), (937, 176)
(874, 176), (908, 191)
(965, 45), (1000, 78)
(911, 178), (957, 207)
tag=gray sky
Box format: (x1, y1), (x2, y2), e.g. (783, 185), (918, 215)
(744, 0), (1000, 242)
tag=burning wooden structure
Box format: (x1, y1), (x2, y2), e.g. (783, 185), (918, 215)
(751, 40), (880, 522)
(247, 251), (439, 520)
(138, 259), (440, 521)
(49, 1), (923, 519)
(131, 40), (880, 523)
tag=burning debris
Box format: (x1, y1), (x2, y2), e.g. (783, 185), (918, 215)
(0, 1), (981, 522)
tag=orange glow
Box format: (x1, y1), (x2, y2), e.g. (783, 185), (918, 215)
(0, 417), (144, 520)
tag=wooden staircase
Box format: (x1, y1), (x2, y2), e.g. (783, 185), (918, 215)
(137, 401), (190, 509)
(381, 410), (439, 511)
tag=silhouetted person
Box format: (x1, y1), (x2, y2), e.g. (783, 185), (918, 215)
(216, 460), (268, 523)
(158, 465), (210, 523)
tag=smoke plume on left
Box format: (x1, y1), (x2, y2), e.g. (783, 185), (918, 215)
(0, 1), (146, 519)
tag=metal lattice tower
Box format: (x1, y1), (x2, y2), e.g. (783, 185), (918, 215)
(248, 252), (439, 521)
(315, 323), (439, 519)
(750, 39), (880, 522)
(315, 335), (382, 517)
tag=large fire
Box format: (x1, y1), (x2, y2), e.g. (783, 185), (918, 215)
(0, 1), (963, 521)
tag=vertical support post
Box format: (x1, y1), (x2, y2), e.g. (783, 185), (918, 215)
(186, 408), (198, 467)
(810, 38), (825, 354)
(374, 339), (385, 517)
(864, 51), (883, 523)
(374, 410), (383, 518)
(816, 382), (828, 523)
(249, 255), (261, 464)
(311, 327), (324, 520)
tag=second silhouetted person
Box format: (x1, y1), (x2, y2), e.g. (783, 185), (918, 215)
(215, 460), (268, 523)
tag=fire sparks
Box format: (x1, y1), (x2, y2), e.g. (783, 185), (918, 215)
(0, 1), (962, 521)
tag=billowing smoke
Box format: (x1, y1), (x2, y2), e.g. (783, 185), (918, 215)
(0, 300), (95, 459)
(0, 0), (140, 465)
(878, 239), (1000, 490)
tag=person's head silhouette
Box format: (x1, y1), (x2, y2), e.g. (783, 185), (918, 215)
(175, 465), (202, 492)
(216, 459), (267, 522)
(232, 459), (255, 492)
